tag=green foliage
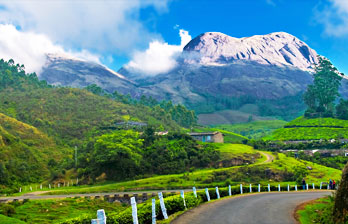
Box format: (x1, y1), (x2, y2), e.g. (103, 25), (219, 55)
(268, 116), (348, 140)
(336, 98), (348, 120)
(214, 120), (287, 139)
(304, 57), (343, 118)
(297, 197), (337, 224)
(79, 130), (221, 182)
(296, 151), (348, 170)
(334, 162), (348, 223)
(90, 130), (143, 180)
(61, 193), (202, 224)
(0, 214), (26, 224)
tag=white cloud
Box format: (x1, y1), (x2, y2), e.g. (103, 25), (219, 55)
(0, 24), (100, 73)
(315, 0), (348, 36)
(0, 0), (170, 55)
(125, 29), (192, 76)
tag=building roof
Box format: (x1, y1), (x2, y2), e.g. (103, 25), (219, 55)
(188, 131), (221, 136)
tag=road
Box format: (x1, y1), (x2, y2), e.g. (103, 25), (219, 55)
(172, 191), (331, 224)
(258, 151), (275, 164)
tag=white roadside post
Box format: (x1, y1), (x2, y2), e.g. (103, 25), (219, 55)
(287, 184), (290, 192)
(306, 184), (309, 190)
(295, 185), (298, 191)
(19, 187), (21, 193)
(152, 198), (156, 224)
(240, 184), (243, 194)
(258, 184), (261, 193)
(205, 188), (210, 201)
(158, 192), (168, 219)
(97, 209), (106, 224)
(249, 184), (252, 193)
(58, 183), (60, 188)
(228, 185), (232, 196)
(49, 184), (51, 189)
(30, 186), (32, 191)
(193, 187), (197, 198)
(216, 187), (220, 199)
(40, 184), (42, 190)
(278, 184), (281, 192)
(312, 183), (315, 189)
(181, 190), (187, 208)
(131, 197), (138, 224)
(320, 182), (322, 190)
(268, 184), (270, 192)
(327, 183), (329, 190)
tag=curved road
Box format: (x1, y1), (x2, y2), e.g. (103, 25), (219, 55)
(172, 191), (331, 224)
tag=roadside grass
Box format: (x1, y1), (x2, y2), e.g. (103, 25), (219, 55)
(2, 198), (127, 224)
(296, 197), (334, 224)
(213, 120), (287, 139)
(0, 214), (26, 224)
(214, 143), (263, 162)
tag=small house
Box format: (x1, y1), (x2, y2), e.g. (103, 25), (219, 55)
(188, 131), (224, 143)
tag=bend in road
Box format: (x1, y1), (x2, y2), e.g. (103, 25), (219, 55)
(172, 191), (331, 224)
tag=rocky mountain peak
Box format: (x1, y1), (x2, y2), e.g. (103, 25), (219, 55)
(183, 31), (319, 71)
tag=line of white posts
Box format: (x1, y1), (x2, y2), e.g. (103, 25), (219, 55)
(19, 178), (79, 193)
(91, 182), (330, 224)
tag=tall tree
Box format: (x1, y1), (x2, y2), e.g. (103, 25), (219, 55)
(304, 57), (343, 117)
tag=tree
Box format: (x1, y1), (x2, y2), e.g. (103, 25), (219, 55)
(304, 57), (343, 118)
(91, 130), (144, 180)
(334, 162), (348, 223)
(336, 99), (348, 120)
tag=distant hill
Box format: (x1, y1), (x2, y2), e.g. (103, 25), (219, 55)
(267, 116), (348, 141)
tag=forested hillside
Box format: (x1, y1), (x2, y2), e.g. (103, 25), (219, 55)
(0, 59), (199, 191)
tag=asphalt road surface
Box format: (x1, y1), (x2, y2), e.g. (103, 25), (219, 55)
(172, 191), (331, 224)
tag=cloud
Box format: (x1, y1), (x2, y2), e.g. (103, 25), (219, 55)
(0, 0), (171, 56)
(315, 0), (348, 37)
(0, 24), (100, 73)
(125, 29), (192, 76)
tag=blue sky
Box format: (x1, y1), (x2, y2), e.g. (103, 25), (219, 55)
(0, 0), (347, 75)
(137, 0), (348, 74)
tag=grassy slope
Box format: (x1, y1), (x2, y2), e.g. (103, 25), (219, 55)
(0, 88), (180, 146)
(0, 113), (68, 186)
(268, 117), (348, 140)
(213, 120), (287, 139)
(0, 215), (26, 224)
(32, 145), (341, 195)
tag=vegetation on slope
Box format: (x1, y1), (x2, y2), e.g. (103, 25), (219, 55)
(213, 120), (287, 139)
(0, 113), (69, 193)
(78, 130), (220, 183)
(268, 116), (348, 140)
(42, 149), (340, 195)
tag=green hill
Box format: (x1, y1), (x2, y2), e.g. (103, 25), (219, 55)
(268, 116), (348, 140)
(213, 120), (287, 139)
(0, 113), (68, 192)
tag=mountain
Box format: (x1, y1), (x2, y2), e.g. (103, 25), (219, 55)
(40, 53), (137, 95)
(118, 32), (329, 122)
(182, 32), (319, 70)
(36, 32), (348, 123)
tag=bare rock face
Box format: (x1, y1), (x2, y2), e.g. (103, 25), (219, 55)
(40, 53), (136, 95)
(183, 32), (319, 71)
